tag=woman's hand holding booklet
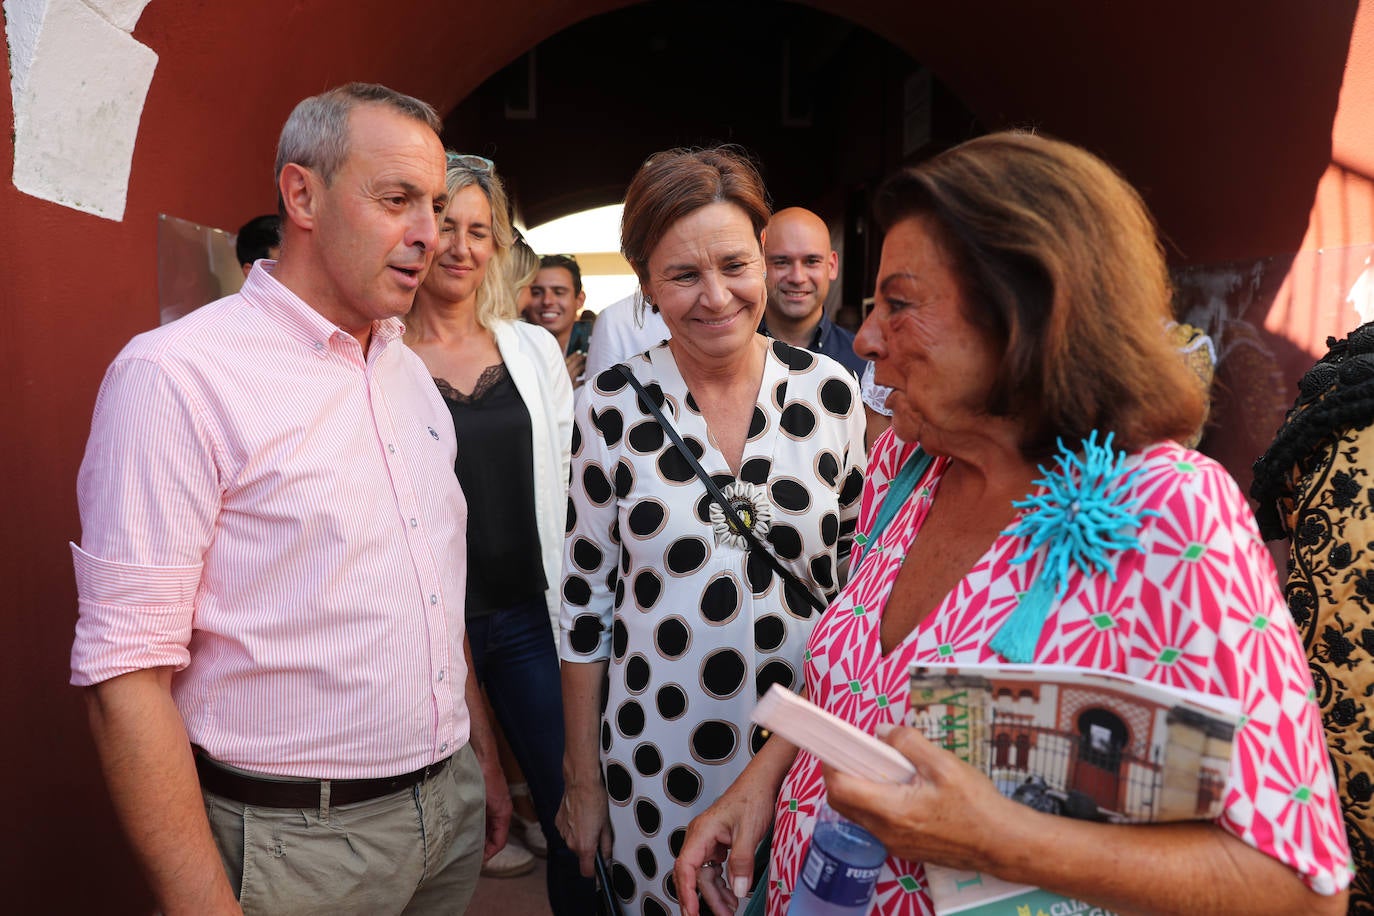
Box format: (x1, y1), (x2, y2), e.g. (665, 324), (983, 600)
(750, 685), (917, 786)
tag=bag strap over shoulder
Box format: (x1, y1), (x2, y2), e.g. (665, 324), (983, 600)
(852, 444), (933, 567)
(616, 365), (827, 615)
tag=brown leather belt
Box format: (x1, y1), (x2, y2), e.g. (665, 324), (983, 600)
(193, 750), (452, 808)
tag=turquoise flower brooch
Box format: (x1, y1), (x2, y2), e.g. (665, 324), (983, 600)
(989, 431), (1157, 663)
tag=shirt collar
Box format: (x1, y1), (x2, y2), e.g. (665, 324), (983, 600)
(241, 261), (404, 356)
(810, 311), (837, 348)
(758, 311), (833, 350)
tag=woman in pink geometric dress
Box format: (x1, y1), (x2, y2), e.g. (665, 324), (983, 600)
(676, 132), (1353, 915)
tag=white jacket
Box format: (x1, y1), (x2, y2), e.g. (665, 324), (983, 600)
(493, 320), (574, 631)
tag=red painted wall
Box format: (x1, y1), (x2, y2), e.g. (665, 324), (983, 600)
(0, 3), (624, 907)
(0, 0), (1364, 908)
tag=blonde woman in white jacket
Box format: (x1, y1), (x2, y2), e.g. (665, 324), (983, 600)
(406, 154), (592, 914)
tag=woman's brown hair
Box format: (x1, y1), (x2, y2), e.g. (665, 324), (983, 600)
(875, 130), (1205, 459)
(620, 147), (771, 291)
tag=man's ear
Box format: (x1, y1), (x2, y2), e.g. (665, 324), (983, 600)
(279, 163), (318, 229)
(827, 249), (840, 281)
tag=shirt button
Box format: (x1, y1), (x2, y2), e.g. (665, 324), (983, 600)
(440, 742), (448, 753)
(437, 669), (445, 681)
(430, 594), (438, 605)
(388, 444), (396, 454)
(314, 341), (325, 351)
(410, 518), (418, 528)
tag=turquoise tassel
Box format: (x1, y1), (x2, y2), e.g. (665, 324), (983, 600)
(989, 574), (1058, 662)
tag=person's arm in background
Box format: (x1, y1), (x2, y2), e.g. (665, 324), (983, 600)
(463, 635), (510, 862)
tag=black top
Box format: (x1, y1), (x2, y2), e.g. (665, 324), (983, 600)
(437, 364), (547, 617)
(1252, 321), (1374, 539)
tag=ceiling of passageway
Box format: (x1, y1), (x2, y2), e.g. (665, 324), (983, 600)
(428, 0), (1357, 262)
(442, 0), (945, 229)
(67, 0), (1363, 264)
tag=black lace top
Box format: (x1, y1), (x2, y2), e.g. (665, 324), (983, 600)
(436, 364), (546, 617)
(1251, 322), (1374, 909)
(1252, 321), (1374, 539)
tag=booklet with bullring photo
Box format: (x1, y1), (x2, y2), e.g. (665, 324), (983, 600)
(906, 663), (1242, 916)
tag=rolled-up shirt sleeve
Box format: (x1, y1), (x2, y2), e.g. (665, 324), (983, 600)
(70, 354), (222, 686)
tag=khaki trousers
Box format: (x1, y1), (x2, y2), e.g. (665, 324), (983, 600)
(203, 744), (485, 915)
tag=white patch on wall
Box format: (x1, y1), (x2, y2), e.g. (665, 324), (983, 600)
(5, 0), (157, 220)
(82, 0), (150, 32)
(1348, 258), (1374, 324)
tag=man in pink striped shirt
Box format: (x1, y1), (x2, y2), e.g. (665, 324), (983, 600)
(70, 83), (505, 914)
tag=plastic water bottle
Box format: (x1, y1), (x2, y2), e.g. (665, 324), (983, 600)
(787, 803), (886, 915)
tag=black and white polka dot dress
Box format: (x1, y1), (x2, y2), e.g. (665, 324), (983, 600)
(559, 340), (866, 916)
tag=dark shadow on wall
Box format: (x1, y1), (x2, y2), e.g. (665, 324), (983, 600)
(1176, 243), (1374, 499)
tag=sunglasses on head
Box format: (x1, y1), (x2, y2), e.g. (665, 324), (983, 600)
(446, 152), (494, 173)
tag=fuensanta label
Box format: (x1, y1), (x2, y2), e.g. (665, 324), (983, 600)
(797, 842), (881, 907)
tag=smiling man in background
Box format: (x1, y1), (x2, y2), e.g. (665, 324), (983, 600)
(761, 206), (865, 377)
(529, 253), (589, 384)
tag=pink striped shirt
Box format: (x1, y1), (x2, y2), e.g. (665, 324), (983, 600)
(70, 264), (470, 779)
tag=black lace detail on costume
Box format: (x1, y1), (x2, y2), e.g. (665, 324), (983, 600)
(1277, 432), (1374, 912)
(1251, 322), (1374, 540)
(434, 364), (506, 406)
(1252, 322), (1374, 909)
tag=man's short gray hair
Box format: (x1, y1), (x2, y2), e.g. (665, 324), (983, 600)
(275, 82), (442, 202)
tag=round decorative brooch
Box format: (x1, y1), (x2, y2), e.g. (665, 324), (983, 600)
(710, 481), (773, 550)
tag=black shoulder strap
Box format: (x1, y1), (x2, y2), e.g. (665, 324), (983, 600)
(616, 365), (827, 614)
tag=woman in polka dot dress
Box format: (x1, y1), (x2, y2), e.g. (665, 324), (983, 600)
(555, 148), (866, 916)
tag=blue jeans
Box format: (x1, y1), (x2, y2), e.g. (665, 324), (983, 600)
(467, 597), (597, 916)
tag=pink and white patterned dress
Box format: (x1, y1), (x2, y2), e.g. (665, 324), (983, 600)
(766, 433), (1354, 915)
